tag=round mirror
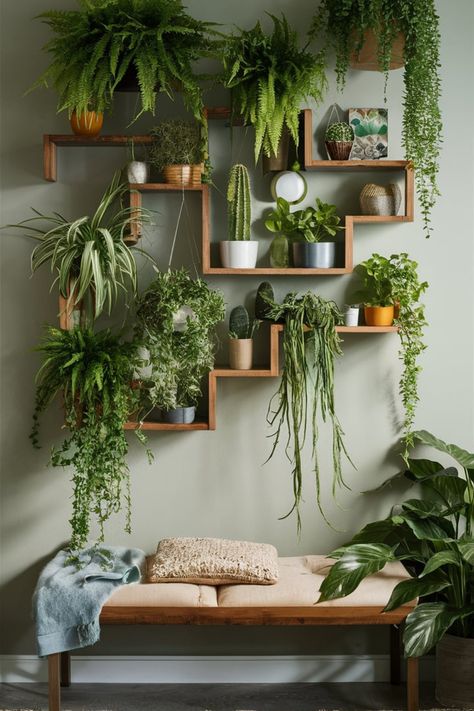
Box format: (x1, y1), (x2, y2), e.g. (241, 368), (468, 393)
(270, 171), (307, 205)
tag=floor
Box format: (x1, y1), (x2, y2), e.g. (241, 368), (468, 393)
(0, 682), (441, 710)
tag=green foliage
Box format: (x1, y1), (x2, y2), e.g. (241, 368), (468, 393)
(353, 253), (395, 307)
(311, 0), (442, 238)
(135, 269), (225, 409)
(264, 291), (353, 530)
(255, 281), (275, 321)
(32, 0), (217, 121)
(31, 326), (148, 556)
(222, 14), (327, 163)
(7, 173), (154, 322)
(229, 305), (259, 339)
(265, 197), (343, 244)
(149, 120), (202, 172)
(227, 164), (252, 241)
(318, 431), (474, 656)
(325, 122), (354, 142)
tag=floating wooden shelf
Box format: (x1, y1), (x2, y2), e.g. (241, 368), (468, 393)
(124, 420), (209, 432)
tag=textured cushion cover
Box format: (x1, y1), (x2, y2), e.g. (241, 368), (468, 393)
(104, 581), (218, 607)
(148, 537), (279, 585)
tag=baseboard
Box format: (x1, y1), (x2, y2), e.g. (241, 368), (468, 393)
(0, 654), (435, 684)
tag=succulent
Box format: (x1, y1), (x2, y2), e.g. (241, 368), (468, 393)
(227, 164), (251, 241)
(229, 305), (259, 339)
(255, 282), (276, 321)
(325, 122), (354, 142)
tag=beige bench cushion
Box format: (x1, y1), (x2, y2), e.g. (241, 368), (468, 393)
(217, 555), (414, 608)
(104, 582), (218, 608)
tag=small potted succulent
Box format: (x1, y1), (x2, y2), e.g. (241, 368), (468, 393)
(228, 306), (259, 370)
(149, 120), (203, 186)
(325, 122), (354, 160)
(126, 139), (149, 185)
(220, 164), (258, 269)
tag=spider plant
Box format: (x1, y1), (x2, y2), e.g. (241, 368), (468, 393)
(6, 173), (154, 322)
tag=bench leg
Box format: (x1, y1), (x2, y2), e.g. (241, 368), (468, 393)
(60, 651), (71, 687)
(48, 653), (61, 711)
(407, 656), (419, 711)
(390, 624), (402, 685)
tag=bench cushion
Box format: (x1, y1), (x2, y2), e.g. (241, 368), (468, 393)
(104, 582), (218, 608)
(217, 555), (414, 608)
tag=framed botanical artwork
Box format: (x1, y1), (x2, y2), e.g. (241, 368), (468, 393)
(349, 108), (388, 159)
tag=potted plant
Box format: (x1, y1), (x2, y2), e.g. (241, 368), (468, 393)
(317, 429), (474, 708)
(126, 139), (149, 185)
(228, 306), (259, 370)
(6, 173), (154, 325)
(220, 164), (258, 269)
(32, 0), (216, 127)
(135, 269), (225, 424)
(31, 325), (150, 559)
(264, 290), (354, 530)
(352, 253), (395, 326)
(311, 0), (442, 238)
(222, 13), (327, 165)
(325, 122), (354, 161)
(149, 120), (204, 187)
(70, 106), (104, 138)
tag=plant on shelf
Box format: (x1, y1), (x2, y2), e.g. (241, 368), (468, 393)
(352, 253), (428, 456)
(220, 164), (258, 269)
(311, 0), (442, 237)
(149, 120), (205, 186)
(32, 0), (217, 124)
(126, 138), (149, 185)
(135, 269), (225, 424)
(7, 172), (154, 324)
(324, 121), (354, 161)
(228, 305), (259, 371)
(222, 13), (327, 163)
(264, 290), (354, 530)
(318, 430), (473, 707)
(31, 325), (150, 558)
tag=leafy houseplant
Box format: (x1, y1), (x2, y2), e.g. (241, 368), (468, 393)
(325, 121), (354, 161)
(135, 269), (225, 421)
(311, 0), (442, 237)
(220, 164), (258, 269)
(264, 291), (353, 530)
(149, 120), (204, 186)
(31, 326), (149, 557)
(228, 305), (259, 370)
(317, 430), (473, 706)
(222, 14), (327, 163)
(7, 173), (153, 323)
(33, 0), (216, 124)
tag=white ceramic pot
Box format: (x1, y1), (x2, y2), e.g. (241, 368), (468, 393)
(344, 305), (360, 327)
(127, 161), (149, 184)
(219, 241), (259, 269)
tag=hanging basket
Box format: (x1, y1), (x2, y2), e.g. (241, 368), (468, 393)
(350, 29), (405, 71)
(325, 141), (353, 161)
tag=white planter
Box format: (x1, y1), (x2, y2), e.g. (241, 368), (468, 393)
(344, 305), (360, 327)
(127, 161), (149, 184)
(219, 241), (259, 269)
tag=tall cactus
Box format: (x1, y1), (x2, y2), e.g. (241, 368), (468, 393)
(227, 164), (251, 241)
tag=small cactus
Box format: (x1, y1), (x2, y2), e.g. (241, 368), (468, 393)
(227, 164), (251, 241)
(229, 305), (251, 339)
(325, 122), (354, 143)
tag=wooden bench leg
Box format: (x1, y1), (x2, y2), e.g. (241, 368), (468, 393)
(48, 653), (61, 711)
(390, 624), (402, 685)
(407, 656), (419, 711)
(60, 651), (71, 687)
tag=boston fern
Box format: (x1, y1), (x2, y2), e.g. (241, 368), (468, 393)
(31, 326), (149, 557)
(222, 14), (327, 163)
(311, 0), (442, 238)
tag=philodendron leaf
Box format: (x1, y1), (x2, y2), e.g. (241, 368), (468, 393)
(318, 544), (395, 602)
(457, 539), (474, 565)
(400, 513), (454, 541)
(403, 602), (460, 658)
(384, 573), (451, 612)
(401, 499), (445, 519)
(412, 430), (474, 470)
(406, 458), (454, 480)
(348, 519), (399, 545)
(423, 475), (467, 511)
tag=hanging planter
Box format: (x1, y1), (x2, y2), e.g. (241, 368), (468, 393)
(350, 29), (405, 70)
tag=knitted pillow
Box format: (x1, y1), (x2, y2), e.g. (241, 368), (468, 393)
(148, 537), (279, 585)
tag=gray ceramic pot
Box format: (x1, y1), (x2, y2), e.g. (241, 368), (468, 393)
(292, 242), (336, 269)
(162, 406), (196, 424)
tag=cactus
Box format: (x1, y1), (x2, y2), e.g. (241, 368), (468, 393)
(325, 122), (354, 142)
(227, 164), (251, 241)
(229, 305), (251, 339)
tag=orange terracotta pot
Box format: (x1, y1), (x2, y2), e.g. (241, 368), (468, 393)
(70, 110), (104, 137)
(364, 305), (394, 327)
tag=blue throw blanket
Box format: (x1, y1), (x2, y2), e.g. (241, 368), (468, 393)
(33, 546), (146, 657)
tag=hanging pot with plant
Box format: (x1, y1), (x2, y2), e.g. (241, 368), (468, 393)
(325, 122), (354, 161)
(149, 120), (203, 187)
(228, 305), (259, 370)
(220, 164), (258, 269)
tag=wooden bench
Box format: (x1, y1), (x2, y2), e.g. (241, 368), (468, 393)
(47, 555), (419, 711)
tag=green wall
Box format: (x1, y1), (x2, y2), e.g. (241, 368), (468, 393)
(1, 0), (473, 658)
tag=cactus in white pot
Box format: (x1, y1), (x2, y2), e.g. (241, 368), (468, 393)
(219, 164), (258, 269)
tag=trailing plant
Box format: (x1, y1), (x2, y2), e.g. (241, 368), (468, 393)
(135, 269), (225, 410)
(149, 120), (203, 173)
(311, 0), (442, 237)
(318, 430), (474, 657)
(352, 253), (394, 307)
(265, 197), (343, 243)
(7, 172), (154, 322)
(31, 325), (149, 557)
(229, 306), (259, 339)
(325, 122), (354, 142)
(222, 13), (327, 163)
(264, 291), (354, 530)
(227, 164), (252, 241)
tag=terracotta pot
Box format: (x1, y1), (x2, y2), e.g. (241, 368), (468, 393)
(70, 111), (103, 137)
(364, 305), (394, 326)
(163, 164), (202, 187)
(436, 634), (474, 708)
(350, 29), (405, 71)
(325, 140), (353, 161)
(229, 338), (253, 370)
(262, 128), (290, 173)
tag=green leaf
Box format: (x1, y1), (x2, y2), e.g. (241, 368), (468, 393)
(403, 603), (460, 657)
(412, 430), (474, 470)
(420, 550), (461, 577)
(457, 539), (474, 565)
(318, 544), (396, 602)
(384, 573), (451, 612)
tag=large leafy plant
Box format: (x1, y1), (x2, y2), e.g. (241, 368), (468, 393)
(222, 14), (327, 163)
(265, 197), (343, 243)
(7, 173), (153, 322)
(135, 269), (225, 410)
(31, 326), (149, 557)
(311, 0), (442, 238)
(33, 0), (216, 121)
(265, 291), (354, 530)
(318, 430), (474, 657)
